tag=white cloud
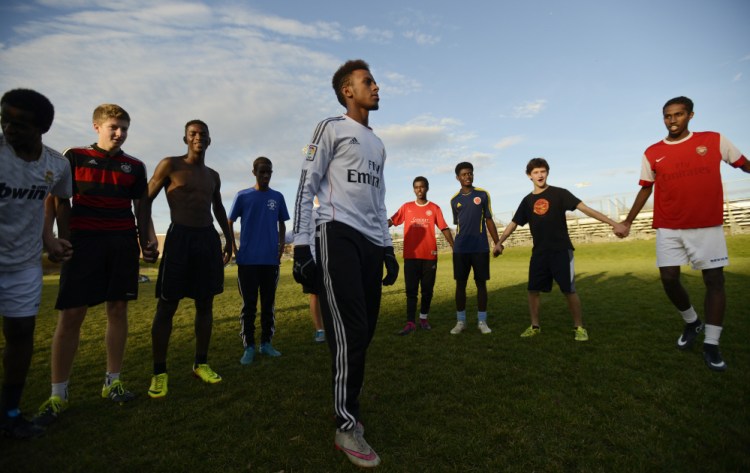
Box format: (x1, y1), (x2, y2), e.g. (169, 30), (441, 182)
(381, 71), (421, 96)
(350, 25), (393, 43)
(512, 99), (547, 118)
(402, 30), (440, 45)
(494, 135), (525, 150)
(732, 72), (742, 82)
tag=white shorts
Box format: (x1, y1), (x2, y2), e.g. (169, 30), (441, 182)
(0, 265), (43, 318)
(656, 226), (728, 270)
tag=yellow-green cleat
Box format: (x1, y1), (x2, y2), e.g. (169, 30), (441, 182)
(574, 326), (589, 342)
(102, 379), (136, 403)
(148, 373), (169, 399)
(33, 395), (68, 427)
(193, 364), (222, 384)
(520, 325), (541, 338)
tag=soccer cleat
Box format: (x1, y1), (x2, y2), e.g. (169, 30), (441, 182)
(259, 342), (282, 357)
(520, 325), (541, 338)
(33, 396), (68, 427)
(148, 373), (169, 398)
(574, 326), (589, 342)
(450, 321), (465, 335)
(101, 379), (136, 403)
(314, 330), (326, 343)
(398, 321), (416, 336)
(335, 425), (381, 468)
(193, 364), (222, 384)
(703, 344), (727, 372)
(240, 346), (255, 365)
(676, 320), (704, 350)
(1, 414), (45, 439)
(478, 321), (492, 334)
(419, 319), (432, 330)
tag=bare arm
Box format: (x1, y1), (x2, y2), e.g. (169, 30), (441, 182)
(621, 186), (653, 237)
(210, 171), (234, 265)
(576, 202), (629, 237)
(440, 227), (454, 249)
(486, 217), (501, 257)
(227, 219), (237, 258)
(496, 221), (518, 255)
(43, 195), (73, 263)
(134, 189), (159, 263)
(278, 221), (286, 262)
(146, 158), (172, 201)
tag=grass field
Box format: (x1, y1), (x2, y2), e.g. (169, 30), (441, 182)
(1, 235), (749, 472)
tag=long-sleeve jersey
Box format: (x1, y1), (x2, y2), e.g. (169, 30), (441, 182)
(293, 115), (392, 248)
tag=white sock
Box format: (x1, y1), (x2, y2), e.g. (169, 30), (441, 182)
(679, 306), (699, 324)
(105, 372), (120, 387)
(419, 314), (428, 320)
(51, 381), (69, 401)
(704, 324), (723, 345)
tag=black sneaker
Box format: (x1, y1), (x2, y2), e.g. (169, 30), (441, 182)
(703, 344), (727, 372)
(0, 414), (45, 439)
(676, 320), (703, 350)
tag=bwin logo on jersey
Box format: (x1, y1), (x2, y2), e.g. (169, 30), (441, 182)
(0, 182), (48, 200)
(267, 199), (278, 211)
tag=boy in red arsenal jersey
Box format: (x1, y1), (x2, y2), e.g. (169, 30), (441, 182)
(388, 176), (454, 335)
(622, 96), (750, 372)
(35, 104), (158, 427)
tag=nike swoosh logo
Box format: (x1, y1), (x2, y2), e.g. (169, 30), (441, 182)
(708, 360), (726, 368)
(656, 157), (666, 162)
(336, 445), (378, 461)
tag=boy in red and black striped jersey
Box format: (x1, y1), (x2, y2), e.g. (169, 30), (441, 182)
(35, 104), (157, 427)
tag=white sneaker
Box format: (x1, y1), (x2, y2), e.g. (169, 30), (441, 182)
(335, 425), (381, 468)
(478, 321), (492, 334)
(450, 321), (465, 335)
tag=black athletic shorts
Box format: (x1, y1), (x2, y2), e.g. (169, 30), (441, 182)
(452, 252), (490, 281)
(156, 223), (224, 301)
(528, 249), (576, 293)
(56, 232), (140, 309)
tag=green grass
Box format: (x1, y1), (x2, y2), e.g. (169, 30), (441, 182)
(2, 235), (749, 472)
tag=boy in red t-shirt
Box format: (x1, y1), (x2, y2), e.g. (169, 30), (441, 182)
(389, 176), (454, 334)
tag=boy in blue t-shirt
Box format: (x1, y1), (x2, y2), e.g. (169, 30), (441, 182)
(228, 157), (289, 364)
(449, 162), (501, 335)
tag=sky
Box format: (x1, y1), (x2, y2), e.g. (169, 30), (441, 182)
(1, 0), (749, 233)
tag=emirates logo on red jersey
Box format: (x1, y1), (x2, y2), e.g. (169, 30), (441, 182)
(696, 146), (708, 156)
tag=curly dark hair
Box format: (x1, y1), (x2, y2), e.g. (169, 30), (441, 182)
(1, 88), (55, 133)
(332, 59), (371, 107)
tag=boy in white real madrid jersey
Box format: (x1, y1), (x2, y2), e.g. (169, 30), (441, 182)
(292, 59), (398, 468)
(621, 96), (749, 372)
(0, 89), (72, 439)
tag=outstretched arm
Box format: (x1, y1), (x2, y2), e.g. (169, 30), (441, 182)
(496, 221), (518, 255)
(440, 228), (454, 249)
(621, 186), (653, 237)
(576, 202), (629, 237)
(211, 171), (234, 265)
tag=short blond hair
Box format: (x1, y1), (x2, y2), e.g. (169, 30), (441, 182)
(92, 103), (130, 125)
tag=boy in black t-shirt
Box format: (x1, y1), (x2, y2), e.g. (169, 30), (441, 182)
(497, 158), (627, 341)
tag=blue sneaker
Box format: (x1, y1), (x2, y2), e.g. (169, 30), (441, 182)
(314, 330), (325, 343)
(259, 342), (281, 357)
(240, 346), (255, 365)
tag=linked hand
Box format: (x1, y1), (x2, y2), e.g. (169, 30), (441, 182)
(382, 246), (399, 286)
(47, 238), (73, 263)
(141, 241), (159, 263)
(293, 245), (317, 287)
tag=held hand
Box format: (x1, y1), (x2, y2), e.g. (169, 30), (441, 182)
(47, 238), (73, 263)
(222, 242), (233, 266)
(293, 245), (317, 287)
(493, 242), (504, 257)
(141, 241), (159, 263)
(382, 246), (399, 286)
(615, 221), (631, 239)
